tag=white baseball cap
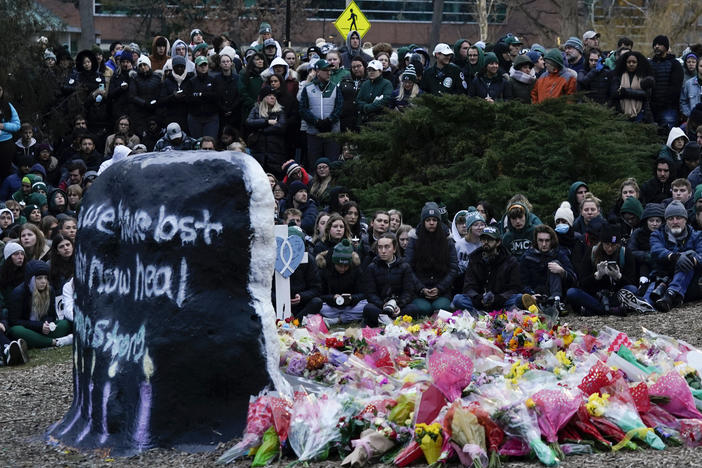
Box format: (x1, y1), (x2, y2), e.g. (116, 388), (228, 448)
(367, 60), (383, 71)
(433, 43), (454, 56)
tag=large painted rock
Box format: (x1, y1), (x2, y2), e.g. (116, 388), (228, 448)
(47, 151), (289, 454)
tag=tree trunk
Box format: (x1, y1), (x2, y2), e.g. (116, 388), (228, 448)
(78, 0), (96, 50)
(559, 0), (578, 45)
(429, 0), (444, 53)
(478, 0), (488, 41)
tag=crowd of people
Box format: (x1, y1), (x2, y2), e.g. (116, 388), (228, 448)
(2, 23), (702, 366)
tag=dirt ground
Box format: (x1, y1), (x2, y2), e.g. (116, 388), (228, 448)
(3, 305), (702, 467)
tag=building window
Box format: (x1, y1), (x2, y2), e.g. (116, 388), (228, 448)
(308, 0), (506, 24)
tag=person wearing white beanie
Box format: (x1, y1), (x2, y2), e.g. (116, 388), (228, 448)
(554, 201), (575, 227)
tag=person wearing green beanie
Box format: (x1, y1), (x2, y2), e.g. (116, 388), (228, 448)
(12, 174), (41, 204)
(531, 48), (577, 103)
(315, 238), (366, 325)
(619, 196), (644, 242)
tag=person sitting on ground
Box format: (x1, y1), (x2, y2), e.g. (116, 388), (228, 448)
(311, 213), (352, 257)
(8, 259), (72, 348)
(641, 157), (673, 205)
(153, 122), (196, 152)
(316, 238), (366, 325)
(278, 226), (322, 319)
(566, 222), (652, 316)
(362, 232), (419, 327)
(519, 224), (576, 315)
(647, 200), (702, 312)
(501, 200), (541, 257)
(405, 202), (458, 315)
(277, 180), (318, 236)
(628, 203), (664, 295)
(573, 192), (605, 238)
(452, 226), (523, 316)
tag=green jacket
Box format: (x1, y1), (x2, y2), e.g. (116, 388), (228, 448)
(355, 76), (393, 122)
(237, 68), (264, 120)
(329, 67), (351, 89)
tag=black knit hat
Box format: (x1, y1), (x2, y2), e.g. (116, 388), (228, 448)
(652, 35), (670, 50)
(599, 222), (621, 244)
(683, 142), (701, 161)
(641, 203), (665, 220)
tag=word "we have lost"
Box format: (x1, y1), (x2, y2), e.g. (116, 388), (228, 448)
(79, 203), (223, 246)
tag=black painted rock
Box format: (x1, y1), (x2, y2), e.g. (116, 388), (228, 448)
(47, 151), (289, 454)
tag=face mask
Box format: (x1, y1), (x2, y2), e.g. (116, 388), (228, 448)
(555, 223), (570, 234)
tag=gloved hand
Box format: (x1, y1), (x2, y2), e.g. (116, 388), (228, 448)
(316, 118), (332, 132)
(595, 58), (605, 72)
(607, 263), (622, 281)
(669, 252), (681, 265)
(482, 291), (495, 307)
(594, 261), (608, 280)
(676, 252), (695, 272)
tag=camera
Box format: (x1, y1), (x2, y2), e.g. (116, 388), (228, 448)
(383, 299), (397, 314)
(335, 295), (346, 306)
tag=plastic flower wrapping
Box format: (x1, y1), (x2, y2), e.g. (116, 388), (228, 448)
(218, 308), (702, 466)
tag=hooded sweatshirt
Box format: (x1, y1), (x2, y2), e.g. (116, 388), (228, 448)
(657, 126), (688, 163)
(501, 202), (541, 257)
(98, 144), (131, 175)
(341, 30), (373, 69)
(149, 35), (171, 71)
(453, 209), (484, 274)
(464, 46), (485, 81)
(167, 39), (195, 74)
(567, 181), (588, 211)
(452, 39), (470, 70)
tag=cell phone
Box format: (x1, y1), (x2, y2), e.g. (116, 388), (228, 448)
(607, 261), (617, 268)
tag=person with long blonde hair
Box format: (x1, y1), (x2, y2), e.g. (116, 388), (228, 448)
(8, 260), (72, 348)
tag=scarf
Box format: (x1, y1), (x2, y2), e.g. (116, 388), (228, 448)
(172, 68), (188, 86)
(620, 72), (642, 118)
(509, 68), (535, 84)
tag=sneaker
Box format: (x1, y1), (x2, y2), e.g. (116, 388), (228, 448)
(17, 338), (29, 363)
(7, 340), (25, 365)
(54, 334), (73, 347)
(617, 289), (655, 313)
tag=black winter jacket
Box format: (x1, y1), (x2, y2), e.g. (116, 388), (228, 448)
(159, 73), (193, 130)
(315, 249), (365, 306)
(404, 230), (458, 295)
(184, 73), (219, 117)
(364, 256), (416, 308)
(129, 71), (162, 130)
(577, 67), (611, 105)
(649, 54), (684, 111)
(519, 247), (577, 295)
(462, 246), (522, 309)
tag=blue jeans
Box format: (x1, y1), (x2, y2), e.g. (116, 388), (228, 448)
(566, 285), (637, 315)
(188, 114), (220, 139)
(644, 270), (694, 302)
(451, 293), (523, 315)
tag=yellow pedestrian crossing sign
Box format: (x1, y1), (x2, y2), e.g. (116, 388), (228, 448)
(334, 1), (371, 40)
